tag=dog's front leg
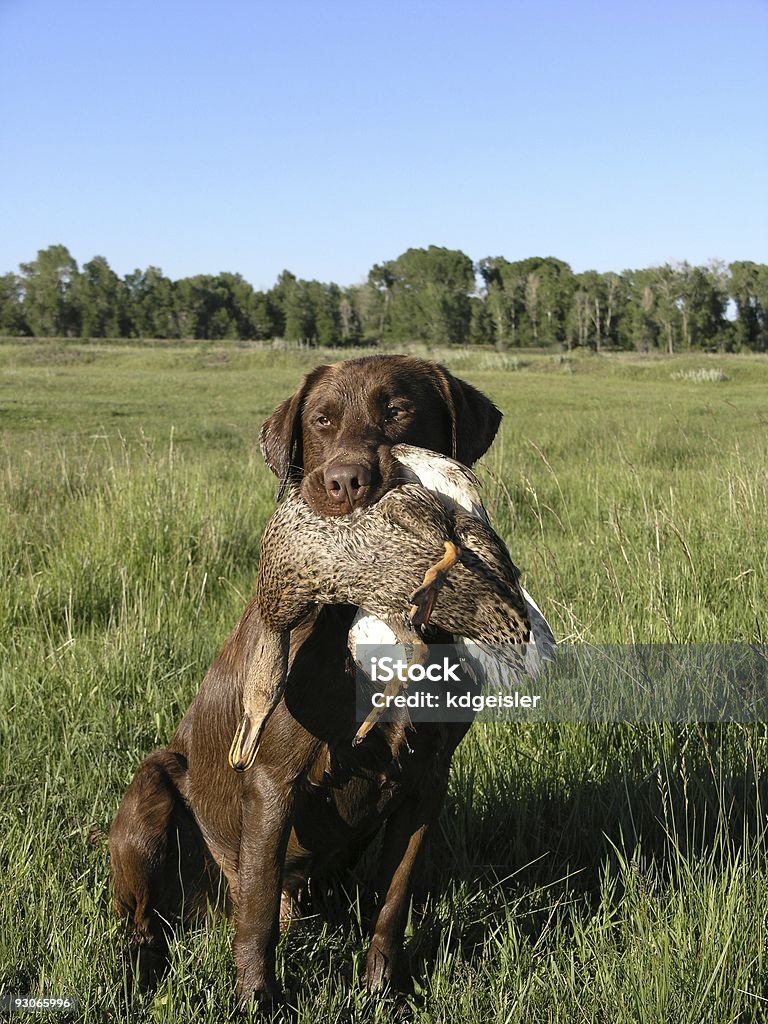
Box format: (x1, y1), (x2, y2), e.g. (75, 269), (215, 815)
(364, 774), (448, 992)
(234, 762), (294, 1011)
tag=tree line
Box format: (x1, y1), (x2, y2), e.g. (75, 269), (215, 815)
(1, 244), (767, 352)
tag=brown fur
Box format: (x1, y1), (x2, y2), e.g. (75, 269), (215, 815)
(109, 354), (502, 1010)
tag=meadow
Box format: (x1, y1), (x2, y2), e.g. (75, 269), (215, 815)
(1, 340), (767, 1022)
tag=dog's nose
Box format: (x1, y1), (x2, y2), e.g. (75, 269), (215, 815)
(324, 463), (371, 509)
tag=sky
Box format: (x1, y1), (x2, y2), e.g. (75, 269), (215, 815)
(0, 0), (766, 290)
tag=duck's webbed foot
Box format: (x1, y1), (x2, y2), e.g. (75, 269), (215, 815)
(353, 640), (428, 746)
(407, 540), (461, 632)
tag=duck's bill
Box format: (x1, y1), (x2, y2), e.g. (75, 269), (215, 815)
(229, 713), (263, 772)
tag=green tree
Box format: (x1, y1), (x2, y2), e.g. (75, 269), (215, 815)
(217, 272), (258, 339)
(477, 256), (525, 345)
(20, 244), (80, 336)
(567, 270), (627, 351)
(469, 297), (495, 345)
(646, 264), (683, 355)
(281, 276), (315, 344)
(124, 266), (178, 338)
(525, 258), (574, 346)
(673, 261), (727, 349)
(346, 281), (382, 342)
(566, 287), (591, 350)
(243, 290), (282, 340)
(478, 256), (573, 347)
(372, 246), (474, 345)
(174, 274), (250, 339)
(0, 273), (28, 335)
(621, 269), (659, 351)
(73, 255), (123, 338)
(729, 261), (768, 351)
(366, 263), (396, 340)
(339, 288), (364, 345)
(309, 281), (342, 347)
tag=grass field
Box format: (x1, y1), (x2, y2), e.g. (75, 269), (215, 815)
(1, 340), (768, 1022)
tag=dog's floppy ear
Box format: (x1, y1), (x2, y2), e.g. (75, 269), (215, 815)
(260, 365), (330, 488)
(434, 364), (503, 466)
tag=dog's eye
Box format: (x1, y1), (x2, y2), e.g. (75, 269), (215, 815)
(385, 405), (401, 421)
(316, 414), (332, 427)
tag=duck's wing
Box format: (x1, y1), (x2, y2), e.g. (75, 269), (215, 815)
(449, 512), (532, 642)
(459, 588), (555, 688)
(391, 444), (488, 522)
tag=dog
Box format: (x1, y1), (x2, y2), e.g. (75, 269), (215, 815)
(109, 354), (502, 1009)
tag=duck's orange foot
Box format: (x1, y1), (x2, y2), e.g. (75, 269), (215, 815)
(407, 540), (461, 632)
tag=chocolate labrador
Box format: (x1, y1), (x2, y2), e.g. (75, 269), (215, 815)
(109, 354), (502, 1009)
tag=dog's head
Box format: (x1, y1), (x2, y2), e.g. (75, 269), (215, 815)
(260, 354), (502, 516)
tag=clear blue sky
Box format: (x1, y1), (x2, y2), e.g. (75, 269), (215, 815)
(1, 0), (765, 289)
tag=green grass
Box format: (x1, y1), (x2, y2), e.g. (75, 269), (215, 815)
(1, 340), (768, 1022)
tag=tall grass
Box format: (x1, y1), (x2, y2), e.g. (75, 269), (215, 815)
(1, 342), (767, 1021)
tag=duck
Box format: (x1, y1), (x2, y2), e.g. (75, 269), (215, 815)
(229, 444), (555, 772)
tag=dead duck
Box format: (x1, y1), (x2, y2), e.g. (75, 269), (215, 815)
(348, 444), (555, 704)
(229, 444), (554, 772)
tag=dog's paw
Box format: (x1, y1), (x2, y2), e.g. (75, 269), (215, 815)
(235, 982), (284, 1017)
(125, 931), (169, 996)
